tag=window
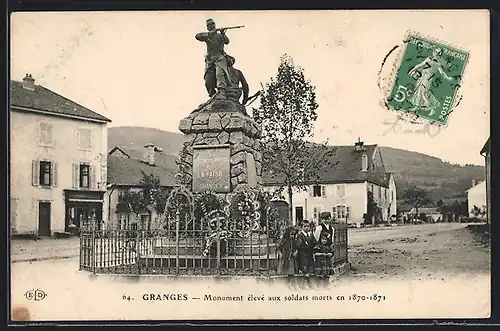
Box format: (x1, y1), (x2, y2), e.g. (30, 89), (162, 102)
(73, 163), (95, 189)
(33, 160), (57, 187)
(312, 185), (322, 197)
(80, 164), (90, 188)
(384, 188), (388, 200)
(39, 161), (52, 186)
(78, 128), (92, 150)
(38, 122), (54, 146)
(361, 153), (368, 171)
(336, 184), (345, 198)
(337, 205), (346, 219)
(334, 205), (351, 222)
(313, 206), (322, 221)
(392, 191), (395, 202)
(378, 186), (382, 199)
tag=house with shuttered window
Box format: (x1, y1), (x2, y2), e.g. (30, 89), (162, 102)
(262, 140), (397, 228)
(10, 74), (111, 236)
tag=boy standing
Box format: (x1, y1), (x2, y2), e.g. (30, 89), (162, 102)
(296, 220), (315, 277)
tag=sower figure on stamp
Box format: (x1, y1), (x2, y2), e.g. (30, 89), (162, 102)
(195, 18), (232, 98)
(407, 47), (455, 116)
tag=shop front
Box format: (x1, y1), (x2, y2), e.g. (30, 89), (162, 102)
(64, 189), (105, 233)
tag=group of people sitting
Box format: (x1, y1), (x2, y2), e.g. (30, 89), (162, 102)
(277, 212), (336, 288)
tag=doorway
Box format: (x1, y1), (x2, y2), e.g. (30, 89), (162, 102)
(66, 203), (103, 231)
(295, 206), (304, 225)
(38, 202), (51, 237)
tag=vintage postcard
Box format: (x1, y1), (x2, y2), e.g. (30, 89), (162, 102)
(9, 10), (490, 322)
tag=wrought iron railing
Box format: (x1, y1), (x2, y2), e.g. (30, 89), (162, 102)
(79, 221), (348, 276)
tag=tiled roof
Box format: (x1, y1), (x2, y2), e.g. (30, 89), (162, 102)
(10, 80), (111, 122)
(109, 146), (178, 173)
(261, 144), (389, 187)
(107, 155), (177, 187)
(466, 180), (486, 192)
(480, 137), (490, 155)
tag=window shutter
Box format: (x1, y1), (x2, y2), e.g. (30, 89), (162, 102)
(32, 160), (40, 186)
(90, 165), (97, 189)
(51, 162), (58, 187)
(38, 123), (44, 145)
(332, 206), (337, 221)
(309, 185), (313, 197)
(346, 206), (351, 220)
(47, 124), (53, 145)
(321, 185), (326, 197)
(72, 164), (79, 188)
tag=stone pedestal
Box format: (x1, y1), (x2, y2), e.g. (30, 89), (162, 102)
(178, 98), (263, 193)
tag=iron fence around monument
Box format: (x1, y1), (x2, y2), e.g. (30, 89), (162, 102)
(79, 221), (348, 276)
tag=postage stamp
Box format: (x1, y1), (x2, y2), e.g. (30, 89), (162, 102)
(385, 33), (469, 125)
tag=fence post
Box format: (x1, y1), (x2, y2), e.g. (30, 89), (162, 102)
(216, 214), (221, 273)
(91, 221), (96, 274)
(136, 219), (141, 274)
(176, 210), (180, 274)
(266, 213), (270, 277)
(345, 223), (349, 264)
(79, 226), (82, 271)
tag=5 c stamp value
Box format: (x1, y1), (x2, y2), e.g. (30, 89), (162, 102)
(386, 34), (469, 125)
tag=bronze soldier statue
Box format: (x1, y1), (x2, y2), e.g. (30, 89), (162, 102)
(195, 19), (233, 98)
(225, 55), (249, 104)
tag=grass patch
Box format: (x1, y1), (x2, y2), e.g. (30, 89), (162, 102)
(467, 223), (490, 247)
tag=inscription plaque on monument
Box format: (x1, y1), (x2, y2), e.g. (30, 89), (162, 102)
(192, 145), (231, 193)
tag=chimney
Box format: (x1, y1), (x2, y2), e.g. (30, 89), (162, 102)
(144, 143), (156, 166)
(354, 137), (365, 152)
(22, 74), (35, 90)
(472, 179), (476, 187)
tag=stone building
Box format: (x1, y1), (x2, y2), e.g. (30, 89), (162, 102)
(480, 137), (491, 224)
(262, 140), (397, 227)
(10, 74), (111, 236)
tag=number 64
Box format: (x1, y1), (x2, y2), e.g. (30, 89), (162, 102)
(394, 85), (411, 102)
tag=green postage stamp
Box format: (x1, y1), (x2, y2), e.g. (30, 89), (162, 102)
(386, 33), (469, 125)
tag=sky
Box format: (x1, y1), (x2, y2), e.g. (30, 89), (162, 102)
(10, 10), (490, 165)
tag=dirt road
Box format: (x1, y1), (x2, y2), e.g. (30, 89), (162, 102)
(10, 223), (490, 320)
(346, 223), (490, 280)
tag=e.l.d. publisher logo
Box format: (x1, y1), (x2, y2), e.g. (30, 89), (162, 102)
(25, 289), (47, 301)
